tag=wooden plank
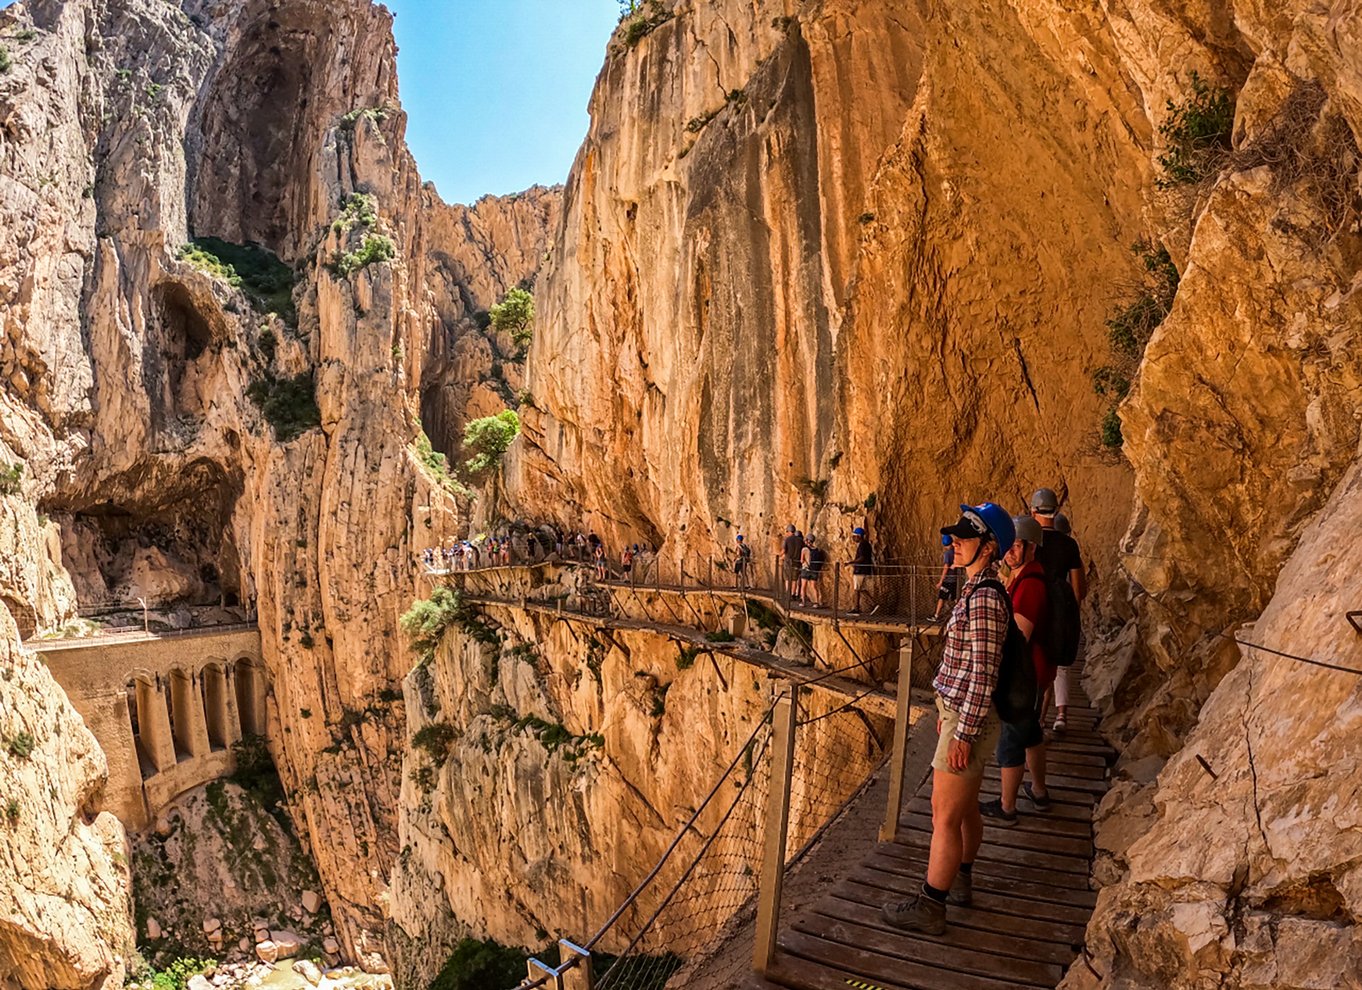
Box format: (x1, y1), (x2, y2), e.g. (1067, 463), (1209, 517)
(814, 891), (1080, 963)
(896, 811), (1094, 858)
(777, 929), (1045, 990)
(765, 951), (920, 990)
(790, 914), (1063, 987)
(872, 843), (1096, 895)
(837, 872), (1093, 930)
(903, 795), (1093, 828)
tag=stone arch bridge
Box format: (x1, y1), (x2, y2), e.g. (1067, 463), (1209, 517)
(33, 625), (268, 832)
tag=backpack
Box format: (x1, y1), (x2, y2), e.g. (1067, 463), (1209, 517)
(1040, 572), (1081, 667)
(967, 579), (1037, 725)
(737, 543), (752, 561)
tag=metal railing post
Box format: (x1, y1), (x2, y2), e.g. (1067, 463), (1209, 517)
(527, 957), (563, 990)
(832, 563), (840, 627)
(754, 690), (798, 974)
(880, 638), (916, 843)
(559, 940), (593, 990)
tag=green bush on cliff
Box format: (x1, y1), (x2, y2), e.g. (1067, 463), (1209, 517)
(0, 462), (23, 495)
(413, 431), (471, 499)
(401, 587), (472, 663)
(489, 286), (535, 351)
(411, 721), (457, 762)
(1156, 72), (1234, 188)
(133, 956), (215, 990)
(5, 732), (36, 759)
(428, 938), (533, 990)
(246, 372), (321, 442)
(462, 410), (521, 478)
(177, 237), (297, 325)
(329, 234), (395, 278)
(0, 47), (12, 74)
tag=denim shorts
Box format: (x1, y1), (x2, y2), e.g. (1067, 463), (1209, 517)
(996, 711), (1045, 768)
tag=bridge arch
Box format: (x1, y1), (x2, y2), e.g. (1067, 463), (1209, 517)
(233, 653), (269, 738)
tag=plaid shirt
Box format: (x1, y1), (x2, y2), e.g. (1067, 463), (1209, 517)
(933, 563), (1007, 742)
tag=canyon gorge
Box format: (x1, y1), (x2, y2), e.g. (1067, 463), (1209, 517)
(0, 0), (1359, 989)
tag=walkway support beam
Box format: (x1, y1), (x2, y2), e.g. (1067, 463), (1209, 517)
(754, 689), (798, 975)
(880, 638), (916, 843)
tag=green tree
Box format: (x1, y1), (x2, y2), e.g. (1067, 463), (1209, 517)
(489, 287), (534, 351)
(462, 410), (521, 478)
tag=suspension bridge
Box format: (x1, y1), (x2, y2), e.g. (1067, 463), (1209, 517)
(425, 557), (1115, 990)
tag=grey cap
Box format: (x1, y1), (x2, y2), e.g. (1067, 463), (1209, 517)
(805, 534), (816, 544)
(1054, 512), (1071, 535)
(1030, 487), (1060, 514)
(786, 524), (796, 533)
(1012, 515), (1045, 547)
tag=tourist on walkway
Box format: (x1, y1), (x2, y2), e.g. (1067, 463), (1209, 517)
(782, 525), (804, 601)
(593, 541), (608, 581)
(731, 533), (752, 590)
(1030, 488), (1085, 733)
(847, 527), (875, 614)
(620, 544), (634, 578)
(883, 502), (1013, 935)
(933, 534), (958, 620)
(799, 534), (826, 607)
(980, 515), (1054, 826)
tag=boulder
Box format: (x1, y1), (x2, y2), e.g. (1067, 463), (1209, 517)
(186, 976), (213, 990)
(238, 937), (251, 953)
(255, 940), (278, 965)
(321, 936), (340, 955)
(270, 929), (303, 959)
(145, 917), (163, 940)
(292, 959), (323, 986)
(202, 917), (221, 934)
(301, 889), (322, 914)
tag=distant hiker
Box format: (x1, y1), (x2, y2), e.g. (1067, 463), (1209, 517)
(980, 515), (1054, 826)
(882, 502), (1013, 935)
(933, 534), (958, 620)
(731, 533), (753, 590)
(848, 527), (875, 614)
(782, 525), (804, 601)
(799, 534), (826, 607)
(593, 541), (608, 581)
(620, 544), (634, 577)
(1030, 488), (1085, 733)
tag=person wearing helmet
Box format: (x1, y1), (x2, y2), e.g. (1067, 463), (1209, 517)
(981, 516), (1054, 827)
(782, 524), (804, 602)
(1053, 512), (1071, 535)
(883, 502), (1012, 935)
(798, 534), (822, 607)
(933, 534), (959, 620)
(730, 533), (752, 590)
(1031, 488), (1085, 733)
(847, 526), (876, 614)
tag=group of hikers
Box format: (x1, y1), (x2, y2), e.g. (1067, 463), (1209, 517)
(878, 487), (1087, 936)
(757, 525), (877, 613)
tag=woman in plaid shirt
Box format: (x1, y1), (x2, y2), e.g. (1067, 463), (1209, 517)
(883, 502), (1014, 935)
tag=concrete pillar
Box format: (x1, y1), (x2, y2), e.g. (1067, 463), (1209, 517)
(137, 677), (177, 774)
(201, 664), (235, 751)
(221, 665), (244, 748)
(169, 668), (211, 759)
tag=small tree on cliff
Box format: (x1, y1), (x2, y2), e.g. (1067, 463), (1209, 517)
(462, 410), (521, 480)
(488, 287), (534, 353)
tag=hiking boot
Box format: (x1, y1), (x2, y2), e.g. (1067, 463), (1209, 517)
(881, 891), (947, 935)
(947, 871), (972, 906)
(1023, 782), (1052, 812)
(1053, 713), (1067, 733)
(979, 798), (1019, 827)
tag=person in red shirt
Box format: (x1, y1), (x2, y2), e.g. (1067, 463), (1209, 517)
(980, 515), (1054, 825)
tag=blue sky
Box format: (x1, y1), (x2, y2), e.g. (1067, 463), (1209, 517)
(385, 0), (618, 204)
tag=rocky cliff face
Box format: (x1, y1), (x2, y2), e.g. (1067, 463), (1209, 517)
(506, 0), (1362, 986)
(0, 0), (553, 978)
(0, 611), (133, 990)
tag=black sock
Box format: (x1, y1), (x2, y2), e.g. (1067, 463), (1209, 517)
(922, 882), (948, 903)
(958, 862), (973, 876)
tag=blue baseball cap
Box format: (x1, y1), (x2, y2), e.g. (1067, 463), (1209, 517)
(852, 527), (866, 536)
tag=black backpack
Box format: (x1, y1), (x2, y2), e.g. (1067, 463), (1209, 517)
(1041, 572), (1081, 667)
(967, 579), (1037, 725)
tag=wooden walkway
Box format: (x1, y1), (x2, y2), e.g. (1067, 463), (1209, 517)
(752, 683), (1112, 990)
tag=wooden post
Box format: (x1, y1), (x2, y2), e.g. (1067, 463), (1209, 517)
(526, 957), (562, 989)
(754, 690), (798, 974)
(559, 940), (593, 990)
(880, 638), (916, 843)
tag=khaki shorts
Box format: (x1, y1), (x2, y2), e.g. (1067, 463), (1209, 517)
(932, 695), (1001, 779)
(853, 574), (871, 591)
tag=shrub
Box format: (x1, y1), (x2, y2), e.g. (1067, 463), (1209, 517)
(618, 0), (671, 47)
(246, 372), (321, 441)
(462, 410), (521, 478)
(1156, 72), (1234, 188)
(409, 763), (436, 794)
(329, 234), (395, 278)
(489, 287), (534, 351)
(332, 192), (378, 233)
(705, 630), (735, 643)
(411, 722), (456, 762)
(429, 938), (531, 990)
(135, 957), (215, 990)
(257, 327), (276, 362)
(178, 238), (297, 325)
(338, 106), (389, 133)
(0, 462), (23, 495)
(676, 646), (700, 670)
(400, 587), (469, 662)
(6, 732), (35, 759)
(0, 47), (10, 73)
(3, 799), (17, 824)
(412, 431), (470, 498)
(1100, 408), (1124, 449)
(14, 29), (36, 43)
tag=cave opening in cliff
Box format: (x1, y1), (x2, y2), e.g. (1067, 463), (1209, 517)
(41, 461), (247, 627)
(152, 280), (221, 424)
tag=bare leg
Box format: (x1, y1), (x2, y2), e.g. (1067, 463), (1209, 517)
(1025, 744), (1048, 795)
(927, 769), (982, 890)
(999, 765), (1024, 813)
